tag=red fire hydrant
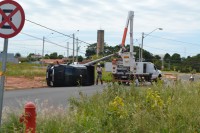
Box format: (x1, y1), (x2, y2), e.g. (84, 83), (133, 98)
(20, 102), (36, 133)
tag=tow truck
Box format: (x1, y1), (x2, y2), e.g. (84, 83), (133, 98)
(105, 11), (162, 84)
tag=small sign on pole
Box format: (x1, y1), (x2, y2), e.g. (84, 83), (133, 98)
(0, 0), (25, 126)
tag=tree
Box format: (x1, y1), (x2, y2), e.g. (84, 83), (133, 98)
(49, 52), (58, 59)
(78, 56), (83, 62)
(170, 53), (181, 71)
(152, 55), (162, 69)
(44, 54), (50, 59)
(180, 54), (200, 73)
(15, 53), (21, 58)
(27, 53), (35, 58)
(164, 53), (171, 61)
(85, 43), (97, 58)
(58, 55), (64, 59)
(142, 49), (154, 62)
(171, 53), (181, 63)
(154, 55), (161, 60)
(27, 53), (37, 61)
(163, 53), (171, 70)
(153, 60), (162, 69)
(104, 45), (114, 55)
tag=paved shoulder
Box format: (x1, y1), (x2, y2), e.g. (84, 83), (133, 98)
(3, 85), (105, 109)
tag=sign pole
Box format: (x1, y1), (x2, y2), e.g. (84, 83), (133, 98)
(0, 38), (8, 126)
(0, 0), (25, 126)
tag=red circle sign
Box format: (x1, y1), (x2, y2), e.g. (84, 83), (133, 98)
(0, 0), (25, 38)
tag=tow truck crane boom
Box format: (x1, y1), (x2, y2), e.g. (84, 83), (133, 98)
(120, 11), (134, 55)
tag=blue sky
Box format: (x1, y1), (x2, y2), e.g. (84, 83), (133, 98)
(0, 0), (200, 58)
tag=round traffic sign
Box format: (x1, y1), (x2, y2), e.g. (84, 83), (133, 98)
(0, 0), (25, 38)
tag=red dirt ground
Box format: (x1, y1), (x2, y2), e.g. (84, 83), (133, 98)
(5, 76), (47, 90)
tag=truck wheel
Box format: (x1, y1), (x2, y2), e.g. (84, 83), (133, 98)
(158, 74), (162, 79)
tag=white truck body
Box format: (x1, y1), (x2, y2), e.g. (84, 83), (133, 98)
(105, 61), (162, 82)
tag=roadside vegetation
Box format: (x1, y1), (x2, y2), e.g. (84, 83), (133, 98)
(1, 81), (200, 132)
(0, 63), (46, 78)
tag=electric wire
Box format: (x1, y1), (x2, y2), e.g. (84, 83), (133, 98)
(144, 34), (200, 46)
(134, 33), (199, 55)
(21, 32), (86, 55)
(25, 19), (91, 45)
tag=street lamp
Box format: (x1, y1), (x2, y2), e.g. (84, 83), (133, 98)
(140, 28), (163, 62)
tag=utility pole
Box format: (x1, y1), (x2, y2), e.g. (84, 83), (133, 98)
(42, 36), (45, 66)
(138, 43), (141, 62)
(67, 42), (69, 57)
(42, 33), (53, 65)
(76, 37), (78, 63)
(72, 34), (75, 64)
(162, 57), (164, 70)
(140, 32), (144, 62)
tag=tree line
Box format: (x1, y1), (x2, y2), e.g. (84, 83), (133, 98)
(16, 52), (83, 63)
(15, 43), (199, 73)
(85, 43), (200, 73)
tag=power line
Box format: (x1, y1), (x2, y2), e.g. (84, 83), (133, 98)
(21, 32), (86, 55)
(21, 32), (43, 41)
(146, 34), (200, 46)
(133, 37), (197, 55)
(25, 19), (92, 45)
(10, 38), (40, 42)
(144, 44), (197, 55)
(133, 33), (199, 55)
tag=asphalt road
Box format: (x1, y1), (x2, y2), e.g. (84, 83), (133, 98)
(3, 85), (105, 109)
(178, 73), (200, 82)
(3, 73), (200, 109)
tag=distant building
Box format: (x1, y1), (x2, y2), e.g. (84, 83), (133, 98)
(0, 53), (18, 63)
(97, 30), (104, 56)
(31, 54), (42, 59)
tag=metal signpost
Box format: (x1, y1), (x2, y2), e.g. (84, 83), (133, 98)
(0, 0), (25, 125)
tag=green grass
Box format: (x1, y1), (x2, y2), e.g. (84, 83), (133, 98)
(0, 63), (46, 78)
(1, 81), (200, 132)
(102, 69), (113, 82)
